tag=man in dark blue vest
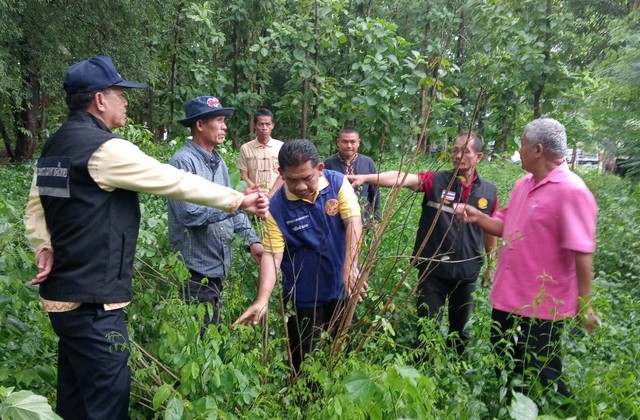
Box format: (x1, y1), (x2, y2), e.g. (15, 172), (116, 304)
(24, 56), (268, 419)
(234, 139), (364, 376)
(348, 133), (497, 355)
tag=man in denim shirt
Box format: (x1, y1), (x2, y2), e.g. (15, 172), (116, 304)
(169, 96), (263, 325)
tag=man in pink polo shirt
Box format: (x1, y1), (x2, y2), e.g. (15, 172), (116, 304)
(454, 118), (599, 398)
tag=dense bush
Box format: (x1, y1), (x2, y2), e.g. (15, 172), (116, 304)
(1, 140), (639, 419)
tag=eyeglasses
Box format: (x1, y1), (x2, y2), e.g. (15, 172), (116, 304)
(102, 89), (127, 102)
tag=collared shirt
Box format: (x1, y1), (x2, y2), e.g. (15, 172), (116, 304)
(415, 169), (498, 281)
(25, 138), (245, 312)
(491, 162), (597, 320)
(418, 170), (494, 208)
(323, 152), (380, 221)
(168, 141), (259, 279)
(262, 173), (361, 253)
(237, 138), (284, 186)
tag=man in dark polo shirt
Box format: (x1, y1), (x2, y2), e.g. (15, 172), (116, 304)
(324, 127), (380, 225)
(349, 132), (497, 355)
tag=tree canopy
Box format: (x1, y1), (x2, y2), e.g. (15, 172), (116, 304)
(1, 0), (638, 164)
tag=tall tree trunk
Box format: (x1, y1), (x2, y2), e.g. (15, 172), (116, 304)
(0, 120), (16, 161)
(310, 0), (319, 139)
(301, 75), (309, 139)
(497, 117), (511, 153)
(455, 7), (467, 113)
(533, 0), (551, 119)
(148, 88), (157, 142)
(168, 7), (183, 138)
(231, 21), (240, 149)
(14, 76), (39, 162)
(419, 8), (432, 153)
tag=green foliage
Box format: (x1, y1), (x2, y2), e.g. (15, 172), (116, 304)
(3, 96), (640, 420)
(0, 163), (58, 400)
(0, 387), (60, 420)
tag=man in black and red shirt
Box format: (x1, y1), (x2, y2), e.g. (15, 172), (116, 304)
(349, 132), (497, 355)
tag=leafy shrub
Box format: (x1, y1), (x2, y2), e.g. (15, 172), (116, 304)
(2, 143), (639, 419)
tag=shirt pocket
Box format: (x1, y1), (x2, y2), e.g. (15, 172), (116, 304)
(247, 156), (258, 170)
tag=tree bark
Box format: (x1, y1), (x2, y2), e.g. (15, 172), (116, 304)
(0, 120), (16, 161)
(310, 0), (319, 139)
(419, 10), (432, 153)
(231, 21), (240, 149)
(14, 76), (39, 162)
(301, 78), (309, 139)
(533, 0), (552, 119)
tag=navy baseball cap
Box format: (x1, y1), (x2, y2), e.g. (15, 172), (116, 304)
(63, 55), (148, 94)
(178, 96), (235, 127)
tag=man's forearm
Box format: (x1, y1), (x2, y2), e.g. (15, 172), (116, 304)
(240, 170), (255, 187)
(24, 171), (52, 253)
(575, 252), (594, 299)
(342, 216), (363, 284)
(255, 252), (282, 304)
(476, 213), (504, 237)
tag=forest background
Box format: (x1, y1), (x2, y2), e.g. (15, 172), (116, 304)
(1, 0), (639, 419)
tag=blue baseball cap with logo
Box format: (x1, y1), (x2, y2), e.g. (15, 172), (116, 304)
(178, 96), (235, 127)
(63, 55), (148, 94)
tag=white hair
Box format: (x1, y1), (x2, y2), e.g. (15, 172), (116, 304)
(523, 118), (567, 159)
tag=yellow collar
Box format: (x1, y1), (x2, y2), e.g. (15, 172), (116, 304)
(284, 174), (329, 203)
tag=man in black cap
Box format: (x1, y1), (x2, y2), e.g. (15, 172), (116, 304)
(24, 56), (268, 419)
(168, 96), (263, 326)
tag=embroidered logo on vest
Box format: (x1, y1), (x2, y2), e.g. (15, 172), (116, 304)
(325, 198), (339, 216)
(478, 197), (488, 210)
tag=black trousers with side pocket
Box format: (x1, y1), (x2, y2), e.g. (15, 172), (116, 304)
(48, 303), (130, 420)
(491, 308), (569, 397)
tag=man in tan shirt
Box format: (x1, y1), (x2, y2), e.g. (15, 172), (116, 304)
(24, 56), (268, 419)
(237, 109), (284, 197)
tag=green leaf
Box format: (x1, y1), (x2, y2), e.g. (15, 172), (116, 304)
(164, 396), (184, 420)
(508, 392), (538, 420)
(293, 49), (306, 61)
(0, 390), (61, 420)
(153, 384), (173, 409)
(365, 96), (378, 106)
(342, 370), (380, 403)
(191, 361), (200, 379)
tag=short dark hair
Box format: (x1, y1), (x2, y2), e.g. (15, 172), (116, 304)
(338, 127), (359, 137)
(254, 108), (274, 124)
(278, 139), (318, 171)
(457, 131), (484, 153)
(66, 91), (98, 112)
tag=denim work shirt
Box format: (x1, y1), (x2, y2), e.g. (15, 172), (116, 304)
(168, 140), (259, 279)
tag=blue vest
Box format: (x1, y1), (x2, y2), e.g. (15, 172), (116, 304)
(37, 111), (139, 303)
(269, 170), (347, 307)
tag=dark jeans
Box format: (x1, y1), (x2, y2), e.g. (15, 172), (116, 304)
(416, 271), (476, 355)
(180, 269), (224, 325)
(286, 300), (348, 376)
(48, 304), (130, 420)
(491, 308), (569, 397)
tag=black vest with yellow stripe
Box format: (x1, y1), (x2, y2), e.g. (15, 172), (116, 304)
(413, 169), (497, 282)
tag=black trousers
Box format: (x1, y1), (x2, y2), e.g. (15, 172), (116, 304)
(180, 269), (224, 325)
(416, 270), (476, 355)
(48, 304), (130, 420)
(286, 300), (347, 376)
(491, 308), (569, 397)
